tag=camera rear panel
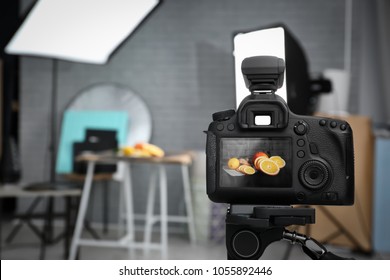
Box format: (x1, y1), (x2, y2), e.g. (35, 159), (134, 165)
(206, 109), (354, 205)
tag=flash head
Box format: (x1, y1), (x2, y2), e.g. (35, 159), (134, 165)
(242, 56), (285, 93)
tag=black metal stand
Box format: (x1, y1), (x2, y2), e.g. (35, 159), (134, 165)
(226, 205), (353, 260)
(2, 60), (83, 259)
(24, 59), (59, 191)
(0, 195), (79, 259)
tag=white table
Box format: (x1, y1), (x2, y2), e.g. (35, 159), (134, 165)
(68, 152), (196, 259)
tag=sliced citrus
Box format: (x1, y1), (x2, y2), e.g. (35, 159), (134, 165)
(254, 157), (267, 170)
(243, 166), (255, 175)
(269, 156), (286, 168)
(259, 159), (280, 176)
(236, 165), (246, 173)
(252, 152), (268, 163)
(228, 157), (240, 169)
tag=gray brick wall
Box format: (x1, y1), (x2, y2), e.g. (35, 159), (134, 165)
(19, 0), (347, 219)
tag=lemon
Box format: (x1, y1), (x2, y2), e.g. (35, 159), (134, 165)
(228, 157), (240, 169)
(122, 146), (135, 156)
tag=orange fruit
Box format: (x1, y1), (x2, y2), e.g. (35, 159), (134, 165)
(252, 152), (268, 163)
(259, 159), (280, 176)
(254, 157), (267, 170)
(269, 156), (286, 168)
(135, 142), (145, 149)
(228, 157), (240, 169)
(243, 166), (255, 175)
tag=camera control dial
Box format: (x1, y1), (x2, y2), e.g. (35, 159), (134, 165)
(299, 160), (330, 190)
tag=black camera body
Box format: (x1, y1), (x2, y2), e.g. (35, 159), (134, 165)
(206, 56), (354, 205)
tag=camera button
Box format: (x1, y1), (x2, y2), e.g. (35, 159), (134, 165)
(340, 124), (347, 131)
(296, 192), (306, 201)
(330, 121), (337, 128)
(294, 122), (308, 135)
(227, 123), (235, 131)
(297, 139), (305, 147)
(297, 150), (305, 158)
(322, 192), (338, 201)
(319, 119), (327, 126)
(216, 123), (224, 131)
(309, 143), (319, 154)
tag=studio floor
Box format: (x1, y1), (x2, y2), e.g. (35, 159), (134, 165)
(1, 220), (389, 260)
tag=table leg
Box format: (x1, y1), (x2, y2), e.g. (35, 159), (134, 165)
(69, 161), (95, 260)
(122, 162), (135, 259)
(116, 162), (126, 238)
(181, 164), (196, 244)
(143, 167), (158, 256)
(159, 165), (168, 259)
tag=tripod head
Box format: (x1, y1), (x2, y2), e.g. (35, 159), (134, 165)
(225, 205), (352, 260)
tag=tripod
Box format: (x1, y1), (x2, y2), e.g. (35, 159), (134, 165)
(225, 205), (352, 260)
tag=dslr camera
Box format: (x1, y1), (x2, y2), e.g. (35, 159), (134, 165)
(206, 56), (354, 205)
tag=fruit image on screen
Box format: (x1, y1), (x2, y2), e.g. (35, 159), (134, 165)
(220, 138), (292, 188)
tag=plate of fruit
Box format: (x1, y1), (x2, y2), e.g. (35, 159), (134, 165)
(119, 142), (165, 158)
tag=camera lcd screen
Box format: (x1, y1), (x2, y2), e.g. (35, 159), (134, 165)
(220, 138), (292, 188)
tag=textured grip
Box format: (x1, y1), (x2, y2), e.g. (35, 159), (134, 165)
(206, 131), (217, 195)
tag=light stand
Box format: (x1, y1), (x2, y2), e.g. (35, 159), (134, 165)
(3, 0), (160, 258)
(25, 60), (59, 190)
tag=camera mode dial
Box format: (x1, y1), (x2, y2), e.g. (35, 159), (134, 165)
(294, 121), (308, 135)
(212, 109), (236, 121)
